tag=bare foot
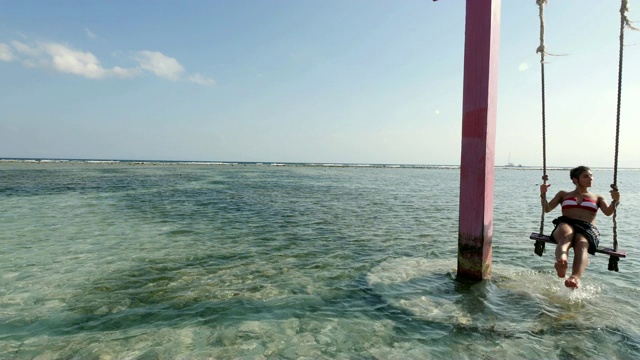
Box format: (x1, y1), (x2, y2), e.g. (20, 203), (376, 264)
(554, 259), (568, 278)
(564, 276), (579, 289)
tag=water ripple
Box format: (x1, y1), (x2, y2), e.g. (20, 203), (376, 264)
(2, 164), (640, 358)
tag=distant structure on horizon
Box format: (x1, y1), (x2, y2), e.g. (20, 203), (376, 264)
(505, 153), (522, 167)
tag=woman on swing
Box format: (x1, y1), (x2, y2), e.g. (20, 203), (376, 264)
(539, 166), (621, 288)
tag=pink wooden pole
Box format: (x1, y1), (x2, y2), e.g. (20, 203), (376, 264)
(457, 0), (501, 281)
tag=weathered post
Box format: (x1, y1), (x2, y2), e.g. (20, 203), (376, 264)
(457, 0), (501, 281)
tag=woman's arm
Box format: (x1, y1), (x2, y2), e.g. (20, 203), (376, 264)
(540, 184), (562, 213)
(599, 190), (621, 216)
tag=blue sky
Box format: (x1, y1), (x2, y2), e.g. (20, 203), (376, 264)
(1, 1), (638, 167)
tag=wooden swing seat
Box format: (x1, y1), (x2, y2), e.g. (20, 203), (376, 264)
(530, 233), (627, 258)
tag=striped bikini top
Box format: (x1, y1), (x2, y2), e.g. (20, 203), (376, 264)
(561, 197), (598, 213)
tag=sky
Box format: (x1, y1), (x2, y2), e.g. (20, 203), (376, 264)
(0, 0), (638, 167)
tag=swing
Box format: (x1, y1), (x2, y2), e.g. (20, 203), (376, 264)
(530, 233), (627, 258)
(528, 0), (634, 271)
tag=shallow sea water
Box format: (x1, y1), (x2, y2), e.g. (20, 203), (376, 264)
(1, 162), (640, 359)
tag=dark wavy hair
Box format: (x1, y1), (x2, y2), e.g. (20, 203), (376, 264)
(570, 166), (591, 184)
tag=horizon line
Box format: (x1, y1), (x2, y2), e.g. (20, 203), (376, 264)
(1, 157), (637, 170)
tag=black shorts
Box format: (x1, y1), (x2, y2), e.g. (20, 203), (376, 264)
(550, 216), (600, 255)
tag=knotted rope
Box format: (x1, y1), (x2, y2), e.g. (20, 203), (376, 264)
(535, 0), (548, 257)
(608, 0), (636, 271)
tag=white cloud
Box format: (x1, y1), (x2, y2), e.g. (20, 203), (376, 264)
(85, 28), (97, 39)
(4, 39), (214, 85)
(41, 42), (108, 79)
(22, 59), (40, 68)
(112, 66), (141, 78)
(188, 73), (215, 86)
(133, 50), (184, 81)
(7, 41), (138, 79)
(11, 41), (40, 57)
(518, 62), (529, 71)
(0, 43), (15, 62)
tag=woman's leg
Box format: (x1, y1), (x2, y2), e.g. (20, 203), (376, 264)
(565, 234), (589, 288)
(552, 223), (574, 278)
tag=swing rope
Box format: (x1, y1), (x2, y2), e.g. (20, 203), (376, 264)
(608, 0), (636, 271)
(535, 0), (548, 257)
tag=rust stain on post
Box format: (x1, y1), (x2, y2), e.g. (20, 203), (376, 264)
(457, 233), (493, 280)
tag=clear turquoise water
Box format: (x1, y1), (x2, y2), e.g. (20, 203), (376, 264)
(2, 162), (640, 359)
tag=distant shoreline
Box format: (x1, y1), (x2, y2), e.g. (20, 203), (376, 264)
(2, 158), (636, 171)
(0, 158), (460, 169)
